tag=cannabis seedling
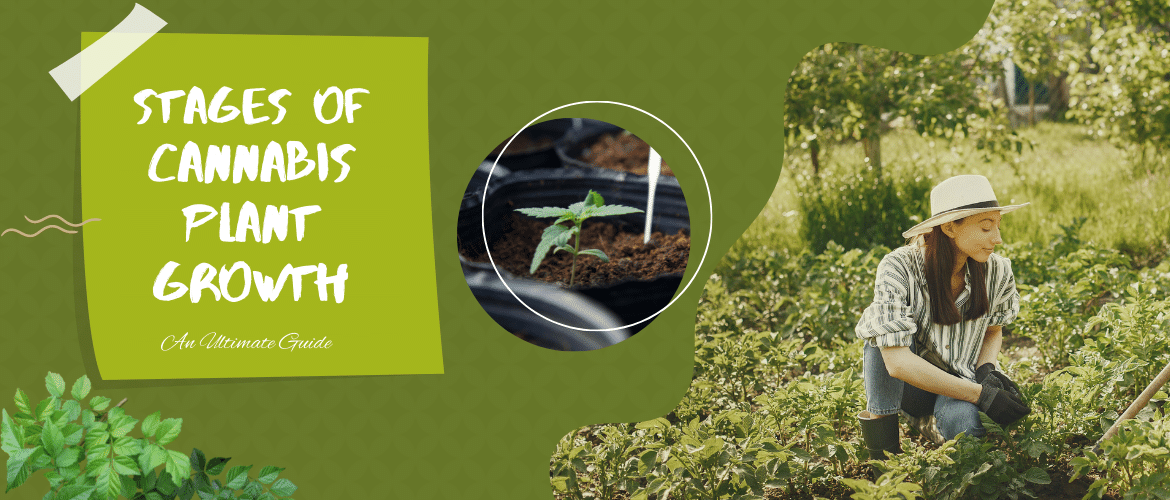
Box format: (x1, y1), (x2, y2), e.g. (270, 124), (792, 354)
(515, 190), (643, 286)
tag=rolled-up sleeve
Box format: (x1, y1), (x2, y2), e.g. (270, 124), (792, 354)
(986, 255), (1020, 326)
(855, 252), (918, 347)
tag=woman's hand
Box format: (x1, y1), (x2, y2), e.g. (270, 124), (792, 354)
(976, 362), (1023, 399)
(977, 379), (1030, 425)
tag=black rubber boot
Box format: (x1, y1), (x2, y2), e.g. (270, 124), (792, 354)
(859, 411), (902, 461)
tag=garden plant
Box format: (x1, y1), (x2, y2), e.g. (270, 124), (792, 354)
(516, 189), (643, 286)
(2, 372), (296, 500)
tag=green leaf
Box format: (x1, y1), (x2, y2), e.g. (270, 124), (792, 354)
(71, 376), (92, 400)
(63, 423), (84, 447)
(87, 444), (111, 463)
(514, 206), (573, 219)
(5, 446), (38, 492)
(242, 479), (264, 497)
(1, 409), (24, 454)
(581, 204), (644, 218)
(146, 492), (164, 500)
(113, 435), (141, 456)
(35, 397), (56, 423)
(89, 396), (111, 412)
(109, 413), (138, 439)
(584, 190), (604, 207)
(156, 418), (182, 445)
(529, 224), (570, 274)
(177, 478), (195, 500)
(61, 399), (82, 423)
(206, 456), (230, 476)
(1023, 466), (1051, 484)
(567, 201), (587, 216)
(225, 465), (253, 489)
(141, 411), (161, 437)
(94, 464), (122, 500)
(14, 389), (30, 415)
(257, 466), (284, 484)
(45, 373), (65, 398)
(165, 449), (191, 480)
(40, 420), (64, 457)
(577, 249), (609, 262)
(55, 483), (95, 500)
(190, 447), (207, 472)
(55, 446), (81, 468)
(114, 455), (142, 475)
(157, 470), (178, 495)
(269, 478), (297, 497)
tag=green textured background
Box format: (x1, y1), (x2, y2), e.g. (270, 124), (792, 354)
(0, 1), (992, 498)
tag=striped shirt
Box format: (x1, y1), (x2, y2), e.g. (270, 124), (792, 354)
(854, 244), (1020, 381)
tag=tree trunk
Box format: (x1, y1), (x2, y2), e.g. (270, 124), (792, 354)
(1028, 83), (1036, 126)
(810, 140), (821, 177)
(862, 132), (882, 178)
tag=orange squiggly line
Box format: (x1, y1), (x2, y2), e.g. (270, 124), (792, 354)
(24, 214), (101, 227)
(2, 225), (78, 237)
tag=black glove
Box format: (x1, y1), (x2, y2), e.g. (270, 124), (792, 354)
(977, 381), (1030, 425)
(976, 363), (1023, 400)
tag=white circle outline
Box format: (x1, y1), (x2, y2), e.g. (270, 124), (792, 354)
(480, 101), (713, 332)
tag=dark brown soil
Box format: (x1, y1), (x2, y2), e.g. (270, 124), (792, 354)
(464, 214), (689, 287)
(490, 133), (555, 156)
(579, 132), (676, 176)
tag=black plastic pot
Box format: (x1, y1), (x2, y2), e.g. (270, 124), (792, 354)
(554, 119), (625, 171)
(483, 118), (574, 171)
(461, 259), (630, 351)
(459, 167), (690, 331)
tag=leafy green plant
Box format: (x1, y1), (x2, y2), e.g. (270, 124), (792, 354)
(1072, 413), (1170, 500)
(2, 372), (296, 500)
(514, 190), (643, 285)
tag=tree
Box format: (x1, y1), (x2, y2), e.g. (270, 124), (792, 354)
(784, 37), (1018, 178)
(1066, 0), (1170, 170)
(987, 0), (1078, 126)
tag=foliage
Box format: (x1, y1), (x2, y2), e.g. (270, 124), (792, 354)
(794, 167), (931, 252)
(2, 372), (295, 500)
(984, 0), (1079, 124)
(1066, 0), (1170, 170)
(514, 189), (642, 285)
(1072, 413), (1170, 500)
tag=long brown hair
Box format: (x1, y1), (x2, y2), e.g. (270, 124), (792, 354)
(922, 220), (988, 325)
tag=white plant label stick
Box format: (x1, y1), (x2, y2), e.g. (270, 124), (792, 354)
(644, 147), (662, 244)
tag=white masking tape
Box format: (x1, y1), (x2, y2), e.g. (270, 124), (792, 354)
(49, 4), (166, 101)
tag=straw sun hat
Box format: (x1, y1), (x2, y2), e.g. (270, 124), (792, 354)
(901, 175), (1029, 239)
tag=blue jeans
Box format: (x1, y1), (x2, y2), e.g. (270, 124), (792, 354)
(863, 342), (985, 440)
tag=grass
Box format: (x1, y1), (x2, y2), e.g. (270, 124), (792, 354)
(744, 122), (1170, 265)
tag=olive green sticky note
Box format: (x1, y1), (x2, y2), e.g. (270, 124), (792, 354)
(80, 33), (441, 379)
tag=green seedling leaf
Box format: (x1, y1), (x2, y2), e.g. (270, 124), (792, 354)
(577, 249), (609, 262)
(206, 456), (231, 476)
(14, 389), (30, 415)
(156, 418), (182, 445)
(269, 478), (297, 497)
(514, 207), (573, 219)
(258, 465), (285, 484)
(191, 447), (207, 472)
(45, 372), (65, 398)
(90, 396), (111, 412)
(225, 465), (253, 489)
(568, 201), (587, 216)
(71, 375), (92, 400)
(529, 224), (571, 274)
(580, 204), (643, 219)
(584, 190), (604, 207)
(40, 420), (64, 458)
(142, 411), (161, 437)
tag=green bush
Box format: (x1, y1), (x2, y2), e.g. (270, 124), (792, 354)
(795, 168), (930, 253)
